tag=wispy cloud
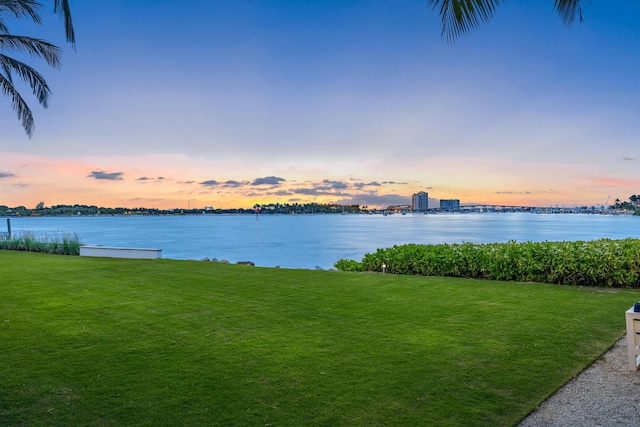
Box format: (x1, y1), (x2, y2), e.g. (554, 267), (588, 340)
(252, 176), (285, 186)
(495, 191), (531, 195)
(0, 171), (16, 179)
(190, 175), (398, 202)
(322, 179), (348, 190)
(88, 171), (124, 180)
(222, 180), (246, 188)
(353, 181), (382, 189)
(621, 156), (635, 161)
(137, 176), (166, 183)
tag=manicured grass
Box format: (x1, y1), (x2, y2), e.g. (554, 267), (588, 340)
(1, 251), (638, 426)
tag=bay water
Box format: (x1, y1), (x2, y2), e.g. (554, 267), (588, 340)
(5, 213), (640, 269)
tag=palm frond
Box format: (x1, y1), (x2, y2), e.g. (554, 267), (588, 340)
(0, 70), (35, 137)
(53, 0), (74, 47)
(0, 1), (75, 47)
(554, 0), (583, 26)
(427, 0), (504, 43)
(429, 0), (585, 43)
(0, 34), (61, 67)
(0, 53), (52, 107)
(0, 0), (43, 33)
(1, 57), (13, 83)
(0, 1), (72, 138)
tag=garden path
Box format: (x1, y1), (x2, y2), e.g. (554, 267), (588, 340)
(518, 336), (640, 426)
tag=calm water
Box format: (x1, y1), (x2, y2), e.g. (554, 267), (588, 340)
(4, 213), (640, 269)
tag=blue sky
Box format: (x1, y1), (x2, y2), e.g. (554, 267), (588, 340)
(1, 1), (639, 209)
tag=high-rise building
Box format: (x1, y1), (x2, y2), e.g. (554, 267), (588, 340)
(412, 192), (429, 212)
(440, 199), (460, 211)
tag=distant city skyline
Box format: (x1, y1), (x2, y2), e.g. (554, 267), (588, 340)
(2, 1), (639, 209)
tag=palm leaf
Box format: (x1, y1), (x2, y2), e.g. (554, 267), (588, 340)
(53, 0), (74, 47)
(0, 34), (61, 67)
(0, 70), (35, 137)
(0, 53), (52, 107)
(0, 1), (75, 45)
(554, 0), (583, 26)
(429, 0), (585, 43)
(0, 0), (43, 33)
(0, 1), (73, 138)
(427, 0), (504, 43)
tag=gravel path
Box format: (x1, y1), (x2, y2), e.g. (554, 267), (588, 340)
(518, 336), (640, 426)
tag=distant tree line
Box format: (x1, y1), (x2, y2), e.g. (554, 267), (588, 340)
(253, 203), (365, 214)
(0, 202), (368, 217)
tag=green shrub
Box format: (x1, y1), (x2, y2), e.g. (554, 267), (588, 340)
(333, 258), (363, 271)
(335, 238), (640, 288)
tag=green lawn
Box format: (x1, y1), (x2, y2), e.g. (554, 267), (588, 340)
(1, 251), (638, 426)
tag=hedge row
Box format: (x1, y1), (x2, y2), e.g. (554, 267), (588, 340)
(334, 238), (640, 288)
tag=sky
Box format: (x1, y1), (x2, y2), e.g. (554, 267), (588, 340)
(1, 0), (640, 210)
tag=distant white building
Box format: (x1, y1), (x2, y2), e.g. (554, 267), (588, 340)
(412, 192), (429, 212)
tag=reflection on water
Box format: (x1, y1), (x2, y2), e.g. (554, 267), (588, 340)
(5, 213), (640, 269)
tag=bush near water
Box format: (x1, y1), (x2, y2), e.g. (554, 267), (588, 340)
(335, 238), (640, 288)
(0, 230), (81, 255)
